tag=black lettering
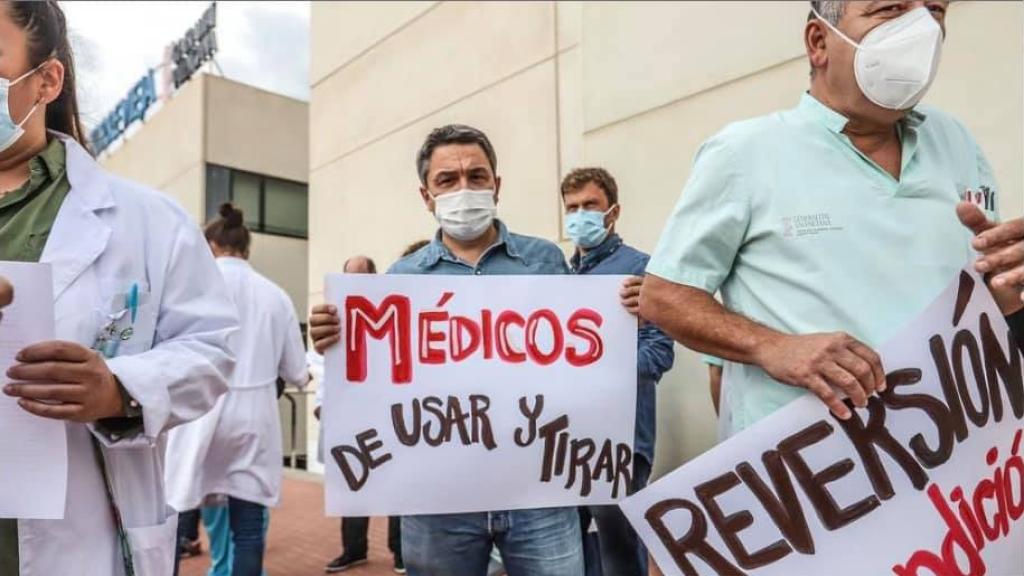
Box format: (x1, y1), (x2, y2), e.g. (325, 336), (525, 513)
(515, 395), (544, 447)
(469, 395), (497, 450)
(538, 415), (570, 482)
(736, 450), (814, 555)
(881, 369), (955, 468)
(644, 499), (746, 576)
(444, 395), (472, 444)
(566, 438), (596, 496)
(834, 398), (929, 499)
(391, 400), (421, 446)
(780, 419), (880, 530)
(696, 471), (791, 570)
(980, 314), (1024, 421)
(952, 329), (990, 427)
(422, 396), (446, 446)
(932, 334), (969, 442)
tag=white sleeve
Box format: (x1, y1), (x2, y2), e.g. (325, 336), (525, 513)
(278, 296), (310, 388)
(96, 217), (237, 446)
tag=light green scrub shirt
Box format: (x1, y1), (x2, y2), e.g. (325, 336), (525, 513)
(647, 92), (1000, 436)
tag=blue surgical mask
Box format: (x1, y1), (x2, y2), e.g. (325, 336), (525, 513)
(0, 62), (46, 153)
(565, 206), (615, 249)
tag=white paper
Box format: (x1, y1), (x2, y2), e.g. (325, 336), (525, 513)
(0, 262), (68, 519)
(323, 274), (638, 516)
(621, 268), (1024, 576)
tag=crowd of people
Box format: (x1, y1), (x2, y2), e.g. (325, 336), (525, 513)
(0, 1), (1022, 575)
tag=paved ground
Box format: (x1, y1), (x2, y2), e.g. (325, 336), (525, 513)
(180, 472), (399, 576)
(180, 471), (665, 576)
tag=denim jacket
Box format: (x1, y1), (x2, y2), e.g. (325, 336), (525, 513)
(570, 233), (676, 465)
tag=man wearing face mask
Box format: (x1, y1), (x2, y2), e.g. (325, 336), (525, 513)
(640, 0), (1024, 439)
(309, 124), (587, 576)
(561, 167), (674, 576)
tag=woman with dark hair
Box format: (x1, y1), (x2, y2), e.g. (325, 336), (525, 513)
(0, 2), (237, 575)
(166, 204), (309, 576)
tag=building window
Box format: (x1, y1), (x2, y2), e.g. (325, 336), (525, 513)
(205, 164), (308, 238)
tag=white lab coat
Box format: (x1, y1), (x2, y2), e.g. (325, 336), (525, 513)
(165, 257), (308, 511)
(308, 349), (325, 463)
(16, 135), (237, 576)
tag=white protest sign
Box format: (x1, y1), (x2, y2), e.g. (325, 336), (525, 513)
(621, 268), (1024, 576)
(322, 274), (637, 516)
(0, 262), (68, 519)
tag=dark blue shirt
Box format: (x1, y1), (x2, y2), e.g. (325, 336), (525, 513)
(570, 233), (676, 465)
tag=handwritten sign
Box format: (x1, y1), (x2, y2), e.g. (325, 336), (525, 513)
(621, 268), (1024, 576)
(323, 274), (638, 516)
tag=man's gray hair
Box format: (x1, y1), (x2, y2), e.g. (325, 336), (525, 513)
(810, 0), (845, 25)
(416, 124), (498, 185)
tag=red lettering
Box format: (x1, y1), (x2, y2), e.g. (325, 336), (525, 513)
(525, 309), (564, 366)
(419, 311), (447, 364)
(345, 295), (412, 384)
(495, 310), (526, 363)
(481, 309), (494, 359)
(450, 315), (482, 362)
(895, 430), (1024, 576)
(565, 308), (604, 367)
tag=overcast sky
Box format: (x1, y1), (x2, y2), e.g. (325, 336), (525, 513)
(62, 1), (309, 130)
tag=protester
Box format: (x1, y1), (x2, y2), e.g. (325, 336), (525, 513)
(166, 203), (309, 576)
(0, 2), (237, 574)
(401, 239), (431, 258)
(561, 167), (675, 576)
(319, 255), (406, 575)
(960, 213), (1024, 339)
(310, 124), (592, 576)
(640, 0), (1024, 439)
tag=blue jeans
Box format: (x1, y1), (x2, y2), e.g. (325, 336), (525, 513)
(204, 498), (268, 576)
(402, 507), (583, 576)
(583, 457), (652, 576)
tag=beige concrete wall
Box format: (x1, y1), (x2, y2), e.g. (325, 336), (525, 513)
(308, 1), (1024, 479)
(100, 74), (311, 319)
(309, 1), (567, 304)
(250, 233), (309, 322)
(204, 75), (311, 317)
(99, 75), (205, 220)
(205, 74), (309, 184)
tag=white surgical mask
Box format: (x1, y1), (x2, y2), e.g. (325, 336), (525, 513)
(0, 62), (46, 153)
(431, 189), (496, 241)
(814, 6), (943, 110)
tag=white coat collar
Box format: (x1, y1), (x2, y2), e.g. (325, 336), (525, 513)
(40, 132), (115, 300)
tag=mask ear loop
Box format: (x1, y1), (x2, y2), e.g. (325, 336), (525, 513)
(811, 7), (863, 50)
(10, 56), (54, 128)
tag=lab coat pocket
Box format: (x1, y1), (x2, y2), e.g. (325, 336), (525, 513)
(96, 280), (157, 356)
(126, 513), (177, 576)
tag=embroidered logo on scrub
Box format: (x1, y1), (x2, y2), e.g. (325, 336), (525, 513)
(781, 213), (844, 238)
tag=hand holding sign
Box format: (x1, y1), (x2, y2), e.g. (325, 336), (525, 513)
(621, 267), (1024, 576)
(309, 303), (341, 354)
(957, 203), (1024, 313)
(754, 331), (886, 420)
(0, 276), (12, 309)
(4, 341), (125, 422)
(322, 274), (638, 516)
(620, 276), (643, 318)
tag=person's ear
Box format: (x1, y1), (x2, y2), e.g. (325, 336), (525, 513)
(607, 204), (621, 228)
(36, 59), (65, 106)
(807, 18), (833, 72)
(420, 186), (435, 213)
(493, 176), (501, 205)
